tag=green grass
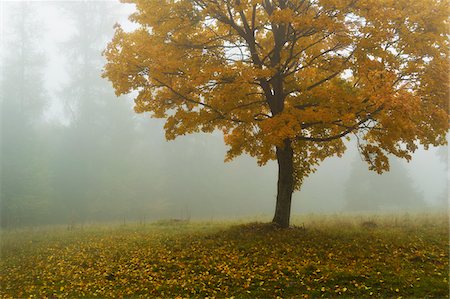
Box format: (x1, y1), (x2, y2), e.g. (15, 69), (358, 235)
(0, 213), (448, 298)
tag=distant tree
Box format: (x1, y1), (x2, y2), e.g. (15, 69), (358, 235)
(48, 1), (176, 223)
(0, 2), (51, 227)
(50, 1), (137, 222)
(104, 0), (449, 227)
(344, 154), (425, 212)
(435, 145), (448, 209)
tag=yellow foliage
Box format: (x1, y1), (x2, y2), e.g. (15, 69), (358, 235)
(103, 0), (449, 188)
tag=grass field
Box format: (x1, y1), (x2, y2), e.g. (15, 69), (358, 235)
(0, 213), (448, 298)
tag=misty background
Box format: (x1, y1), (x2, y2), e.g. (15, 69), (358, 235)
(0, 1), (448, 228)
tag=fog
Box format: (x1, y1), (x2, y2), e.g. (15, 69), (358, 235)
(1, 1), (448, 228)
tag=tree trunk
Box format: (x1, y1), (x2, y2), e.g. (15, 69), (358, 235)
(272, 139), (294, 228)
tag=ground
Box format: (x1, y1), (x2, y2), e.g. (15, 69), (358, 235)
(0, 213), (448, 298)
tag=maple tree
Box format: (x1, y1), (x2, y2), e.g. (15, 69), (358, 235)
(103, 0), (449, 227)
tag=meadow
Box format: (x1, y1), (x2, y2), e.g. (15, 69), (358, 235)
(0, 213), (448, 298)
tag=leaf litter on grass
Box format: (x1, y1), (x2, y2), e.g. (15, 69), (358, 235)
(0, 214), (448, 298)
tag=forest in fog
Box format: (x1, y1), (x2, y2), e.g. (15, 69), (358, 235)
(0, 1), (448, 228)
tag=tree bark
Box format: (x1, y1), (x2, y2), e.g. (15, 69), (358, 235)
(272, 139), (294, 228)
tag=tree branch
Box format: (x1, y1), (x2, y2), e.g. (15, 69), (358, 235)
(297, 105), (384, 142)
